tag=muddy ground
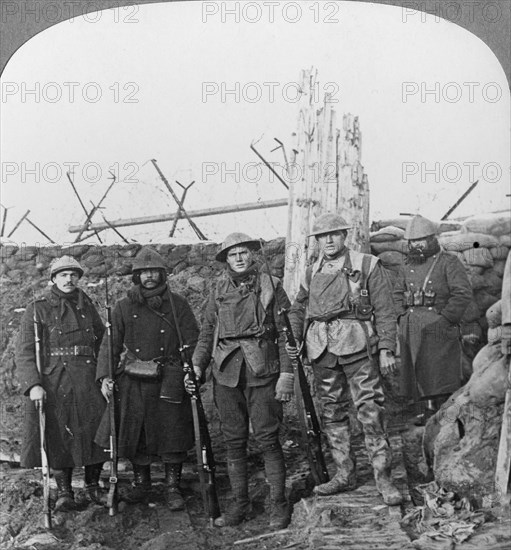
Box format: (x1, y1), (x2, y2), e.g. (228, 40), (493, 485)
(1, 371), (509, 550)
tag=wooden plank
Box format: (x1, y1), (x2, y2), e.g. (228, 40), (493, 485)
(68, 198), (287, 233)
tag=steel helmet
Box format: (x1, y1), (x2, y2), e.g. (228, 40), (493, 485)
(404, 215), (438, 240)
(309, 213), (351, 237)
(132, 247), (166, 272)
(216, 232), (261, 262)
(49, 256), (84, 279)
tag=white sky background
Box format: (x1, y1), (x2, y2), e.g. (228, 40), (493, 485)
(1, 0), (510, 246)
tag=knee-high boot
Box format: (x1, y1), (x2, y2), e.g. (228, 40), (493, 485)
(264, 447), (290, 530)
(214, 455), (250, 527)
(314, 423), (357, 496)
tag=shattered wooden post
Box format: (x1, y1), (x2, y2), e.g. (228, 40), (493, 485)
(284, 68), (370, 300)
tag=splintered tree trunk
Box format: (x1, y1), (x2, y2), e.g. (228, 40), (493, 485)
(284, 68), (370, 300)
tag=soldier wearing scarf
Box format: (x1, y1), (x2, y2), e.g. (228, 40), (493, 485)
(96, 247), (199, 511)
(286, 213), (403, 506)
(191, 233), (294, 530)
(16, 256), (106, 511)
(393, 215), (472, 425)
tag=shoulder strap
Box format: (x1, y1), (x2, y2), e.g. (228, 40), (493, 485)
(421, 253), (442, 292)
(360, 254), (373, 291)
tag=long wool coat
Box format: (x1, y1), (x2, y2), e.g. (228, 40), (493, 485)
(95, 289), (199, 460)
(393, 251), (472, 400)
(16, 288), (106, 469)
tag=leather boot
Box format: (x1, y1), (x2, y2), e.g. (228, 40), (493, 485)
(264, 447), (290, 530)
(214, 456), (250, 527)
(84, 463), (104, 505)
(54, 468), (76, 511)
(164, 463), (185, 511)
(125, 464), (151, 503)
(372, 452), (403, 506)
(314, 423), (357, 496)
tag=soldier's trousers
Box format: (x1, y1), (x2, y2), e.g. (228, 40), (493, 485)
(312, 351), (389, 460)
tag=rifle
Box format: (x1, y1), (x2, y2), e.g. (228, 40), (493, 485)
(259, 241), (329, 486)
(167, 291), (221, 526)
(32, 294), (52, 529)
(104, 277), (118, 516)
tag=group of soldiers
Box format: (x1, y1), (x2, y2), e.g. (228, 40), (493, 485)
(16, 212), (474, 529)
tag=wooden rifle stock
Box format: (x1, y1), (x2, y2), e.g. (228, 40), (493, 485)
(167, 291), (220, 525)
(32, 299), (52, 529)
(182, 351), (221, 526)
(104, 278), (118, 516)
(279, 308), (330, 485)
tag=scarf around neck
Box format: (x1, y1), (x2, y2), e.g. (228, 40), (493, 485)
(128, 282), (168, 309)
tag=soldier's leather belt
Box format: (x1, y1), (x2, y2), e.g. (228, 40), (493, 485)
(49, 345), (94, 357)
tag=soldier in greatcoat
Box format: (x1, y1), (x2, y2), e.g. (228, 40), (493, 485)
(96, 247), (199, 511)
(16, 256), (106, 510)
(191, 233), (294, 529)
(393, 214), (473, 425)
(286, 213), (403, 506)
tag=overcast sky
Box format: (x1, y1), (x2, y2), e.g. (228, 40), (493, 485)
(1, 0), (509, 246)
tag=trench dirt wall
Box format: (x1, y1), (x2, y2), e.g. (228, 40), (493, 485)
(1, 211), (509, 461)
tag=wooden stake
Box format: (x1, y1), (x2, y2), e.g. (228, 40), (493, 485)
(7, 209), (30, 238)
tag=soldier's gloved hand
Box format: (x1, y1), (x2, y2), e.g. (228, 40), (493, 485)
(275, 372), (294, 402)
(184, 365), (203, 395)
(285, 341), (302, 360)
(379, 349), (397, 376)
(29, 385), (45, 410)
(101, 378), (114, 403)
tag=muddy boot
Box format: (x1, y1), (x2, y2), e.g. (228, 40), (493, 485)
(54, 468), (76, 511)
(372, 452), (403, 506)
(264, 447), (290, 530)
(314, 423), (357, 496)
(214, 456), (250, 527)
(84, 463), (104, 505)
(164, 463), (185, 511)
(125, 464), (151, 503)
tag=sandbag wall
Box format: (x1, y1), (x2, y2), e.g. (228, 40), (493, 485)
(370, 212), (511, 330)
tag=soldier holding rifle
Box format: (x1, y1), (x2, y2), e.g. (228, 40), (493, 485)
(286, 213), (403, 506)
(96, 247), (199, 511)
(191, 233), (294, 529)
(16, 256), (106, 512)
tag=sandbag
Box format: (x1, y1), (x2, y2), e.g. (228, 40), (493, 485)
(439, 231), (499, 252)
(499, 234), (511, 247)
(474, 290), (499, 313)
(370, 239), (408, 254)
(371, 217), (411, 231)
(493, 259), (507, 277)
(438, 221), (461, 233)
(489, 246), (509, 260)
(468, 273), (487, 290)
(377, 250), (406, 267)
(370, 226), (405, 243)
(462, 247), (494, 268)
(462, 213), (511, 237)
